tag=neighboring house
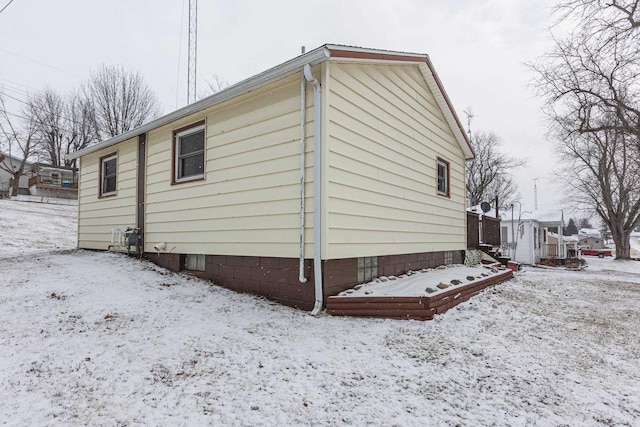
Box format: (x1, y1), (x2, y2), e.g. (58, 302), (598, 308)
(578, 236), (605, 249)
(548, 232), (578, 256)
(27, 163), (78, 200)
(579, 228), (601, 238)
(501, 210), (565, 265)
(0, 151), (32, 196)
(68, 44), (474, 311)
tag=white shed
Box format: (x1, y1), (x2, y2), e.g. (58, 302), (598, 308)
(501, 210), (564, 265)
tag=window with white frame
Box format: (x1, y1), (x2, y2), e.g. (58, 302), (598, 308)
(437, 157), (450, 197)
(100, 153), (117, 197)
(174, 121), (205, 183)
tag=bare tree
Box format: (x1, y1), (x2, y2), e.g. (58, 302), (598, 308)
(28, 88), (66, 166)
(466, 130), (526, 207)
(27, 89), (99, 167)
(0, 95), (38, 196)
(84, 65), (161, 139)
(533, 1), (640, 139)
(67, 91), (100, 165)
(532, 0), (640, 259)
(198, 72), (229, 100)
(552, 119), (640, 258)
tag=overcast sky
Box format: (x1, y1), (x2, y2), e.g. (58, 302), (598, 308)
(1, 0), (563, 213)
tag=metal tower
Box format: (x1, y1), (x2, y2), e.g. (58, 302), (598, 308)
(187, 0), (198, 104)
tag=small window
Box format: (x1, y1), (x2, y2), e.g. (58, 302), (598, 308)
(100, 153), (117, 197)
(185, 254), (205, 271)
(357, 256), (378, 282)
(444, 251), (453, 265)
(173, 121), (205, 183)
(436, 157), (450, 197)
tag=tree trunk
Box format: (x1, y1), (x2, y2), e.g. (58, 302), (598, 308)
(10, 176), (19, 197)
(611, 228), (631, 260)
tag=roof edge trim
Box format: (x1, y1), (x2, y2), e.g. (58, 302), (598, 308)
(68, 46), (331, 159)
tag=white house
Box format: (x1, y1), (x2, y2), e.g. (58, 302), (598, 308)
(0, 151), (31, 195)
(501, 210), (565, 265)
(68, 44), (474, 312)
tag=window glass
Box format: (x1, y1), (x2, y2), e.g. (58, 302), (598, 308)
(179, 154), (204, 178)
(101, 155), (117, 196)
(437, 158), (449, 196)
(175, 125), (205, 181)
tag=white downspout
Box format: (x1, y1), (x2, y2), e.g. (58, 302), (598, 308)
(303, 64), (323, 315)
(298, 69), (308, 284)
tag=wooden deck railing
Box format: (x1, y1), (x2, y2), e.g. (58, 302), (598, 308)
(28, 174), (78, 190)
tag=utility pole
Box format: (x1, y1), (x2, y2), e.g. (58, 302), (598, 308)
(187, 0), (198, 104)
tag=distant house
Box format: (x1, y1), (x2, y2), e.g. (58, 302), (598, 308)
(0, 151), (32, 196)
(501, 210), (565, 265)
(27, 163), (78, 200)
(578, 236), (605, 249)
(69, 44), (474, 311)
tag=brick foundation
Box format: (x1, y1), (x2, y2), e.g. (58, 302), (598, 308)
(144, 249), (465, 311)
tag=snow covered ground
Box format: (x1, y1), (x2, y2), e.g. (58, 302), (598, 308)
(1, 198), (639, 426)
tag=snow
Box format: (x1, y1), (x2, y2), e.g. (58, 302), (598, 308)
(504, 210), (563, 224)
(1, 198), (639, 425)
(335, 264), (506, 297)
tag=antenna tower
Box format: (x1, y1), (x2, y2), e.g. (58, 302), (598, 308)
(187, 0), (198, 104)
(463, 107), (474, 143)
(533, 177), (539, 210)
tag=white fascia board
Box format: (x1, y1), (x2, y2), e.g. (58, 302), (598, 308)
(325, 44), (427, 59)
(68, 47), (331, 160)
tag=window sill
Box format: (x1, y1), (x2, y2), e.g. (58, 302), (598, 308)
(171, 176), (205, 186)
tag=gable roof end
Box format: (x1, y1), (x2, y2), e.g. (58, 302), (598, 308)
(68, 44), (474, 161)
(324, 45), (474, 160)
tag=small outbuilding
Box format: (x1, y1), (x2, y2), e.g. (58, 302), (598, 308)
(69, 44), (474, 311)
(501, 210), (565, 265)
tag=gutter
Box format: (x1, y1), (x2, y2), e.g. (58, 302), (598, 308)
(303, 64), (323, 316)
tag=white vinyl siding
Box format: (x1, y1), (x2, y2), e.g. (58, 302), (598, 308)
(326, 62), (466, 259)
(78, 138), (138, 250)
(144, 73), (315, 257)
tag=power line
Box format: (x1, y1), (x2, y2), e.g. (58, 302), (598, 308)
(0, 48), (83, 78)
(0, 76), (38, 94)
(0, 107), (85, 136)
(0, 90), (83, 127)
(0, 0), (15, 16)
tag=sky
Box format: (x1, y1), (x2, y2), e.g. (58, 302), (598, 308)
(0, 0), (563, 212)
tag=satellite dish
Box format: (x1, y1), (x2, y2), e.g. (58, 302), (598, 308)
(480, 202), (491, 213)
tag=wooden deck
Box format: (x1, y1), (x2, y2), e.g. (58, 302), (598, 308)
(326, 268), (514, 321)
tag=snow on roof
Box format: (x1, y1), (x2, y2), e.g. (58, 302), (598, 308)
(502, 210), (564, 225)
(548, 231), (579, 242)
(466, 204), (498, 218)
(579, 228), (601, 238)
(0, 150), (32, 165)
